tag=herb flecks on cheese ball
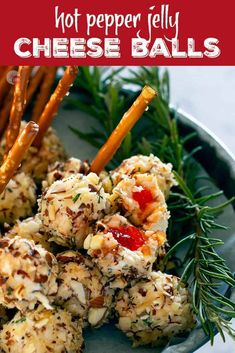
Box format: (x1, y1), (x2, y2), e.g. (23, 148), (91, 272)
(6, 215), (53, 252)
(102, 154), (175, 197)
(0, 305), (83, 353)
(115, 271), (196, 346)
(0, 173), (37, 225)
(43, 157), (90, 190)
(40, 173), (110, 248)
(84, 214), (166, 289)
(0, 237), (58, 312)
(109, 173), (169, 233)
(56, 250), (113, 327)
(19, 126), (67, 182)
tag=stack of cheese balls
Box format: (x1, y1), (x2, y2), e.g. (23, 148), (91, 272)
(0, 153), (196, 352)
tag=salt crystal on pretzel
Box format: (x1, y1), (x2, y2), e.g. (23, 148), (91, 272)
(0, 121), (39, 194)
(5, 66), (32, 155)
(33, 66), (78, 147)
(91, 85), (157, 174)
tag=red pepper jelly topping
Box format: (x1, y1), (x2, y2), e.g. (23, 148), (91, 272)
(133, 187), (153, 210)
(109, 226), (145, 251)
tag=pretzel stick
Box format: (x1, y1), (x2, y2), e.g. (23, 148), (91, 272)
(0, 67), (7, 76)
(25, 66), (45, 109)
(0, 66), (16, 104)
(5, 66), (32, 156)
(31, 67), (58, 123)
(91, 85), (157, 174)
(0, 121), (39, 194)
(0, 88), (14, 138)
(33, 66), (78, 147)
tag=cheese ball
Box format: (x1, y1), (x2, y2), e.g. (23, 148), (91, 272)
(0, 122), (66, 183)
(0, 237), (58, 311)
(42, 157), (90, 190)
(109, 173), (169, 233)
(0, 172), (37, 225)
(115, 271), (196, 346)
(102, 154), (175, 197)
(5, 215), (53, 252)
(40, 173), (110, 248)
(84, 214), (166, 289)
(19, 126), (67, 182)
(56, 251), (113, 327)
(0, 305), (83, 353)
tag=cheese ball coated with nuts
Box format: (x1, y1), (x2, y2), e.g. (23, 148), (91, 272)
(19, 126), (67, 182)
(85, 214), (166, 289)
(0, 237), (58, 312)
(56, 250), (113, 327)
(102, 154), (175, 197)
(0, 305), (83, 353)
(0, 122), (67, 183)
(0, 173), (37, 225)
(115, 271), (196, 346)
(40, 172), (110, 248)
(5, 215), (53, 252)
(42, 157), (90, 190)
(109, 173), (169, 233)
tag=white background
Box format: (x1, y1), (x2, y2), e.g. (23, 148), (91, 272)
(168, 67), (235, 154)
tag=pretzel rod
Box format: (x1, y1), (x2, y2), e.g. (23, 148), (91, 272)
(5, 66), (32, 156)
(0, 66), (8, 79)
(33, 66), (78, 147)
(25, 66), (45, 109)
(31, 67), (58, 123)
(0, 88), (14, 138)
(0, 67), (6, 75)
(0, 66), (16, 104)
(0, 121), (39, 194)
(90, 85), (157, 174)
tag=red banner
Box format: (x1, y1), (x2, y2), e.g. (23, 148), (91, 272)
(0, 0), (233, 65)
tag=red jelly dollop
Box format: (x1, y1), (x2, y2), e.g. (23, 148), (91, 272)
(109, 226), (145, 251)
(133, 188), (154, 210)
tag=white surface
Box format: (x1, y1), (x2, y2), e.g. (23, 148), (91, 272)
(168, 67), (235, 154)
(168, 66), (235, 353)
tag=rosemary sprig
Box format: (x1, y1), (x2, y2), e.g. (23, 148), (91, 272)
(165, 172), (235, 344)
(66, 66), (235, 343)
